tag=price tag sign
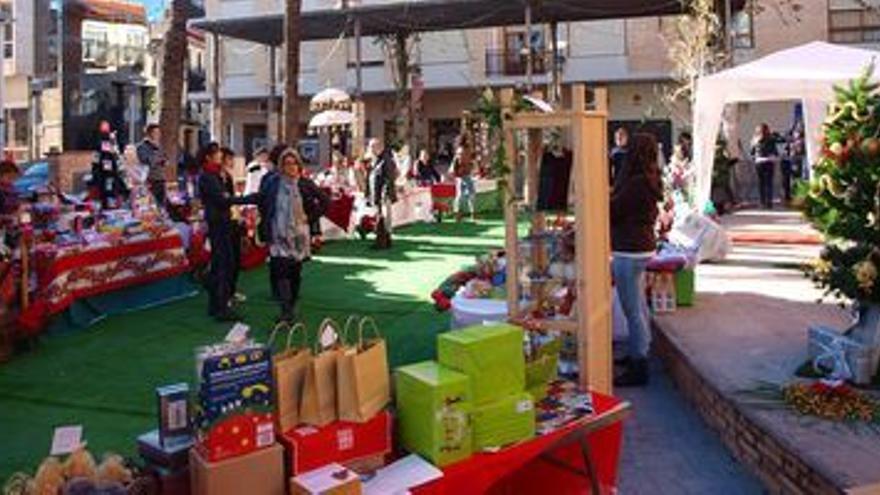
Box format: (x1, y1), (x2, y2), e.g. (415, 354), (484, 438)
(50, 425), (83, 456)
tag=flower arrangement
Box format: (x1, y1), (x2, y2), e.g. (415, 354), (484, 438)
(782, 381), (879, 423)
(800, 65), (880, 304)
(430, 251), (506, 311)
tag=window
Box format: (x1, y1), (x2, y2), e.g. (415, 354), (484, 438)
(1, 3), (13, 60)
(732, 8), (754, 49)
(830, 1), (880, 44)
(83, 26), (109, 63)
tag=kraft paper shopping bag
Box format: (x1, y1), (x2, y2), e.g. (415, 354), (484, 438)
(337, 317), (390, 422)
(269, 322), (311, 433)
(299, 318), (343, 427)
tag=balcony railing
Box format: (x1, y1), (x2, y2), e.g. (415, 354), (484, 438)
(188, 69), (206, 92)
(485, 49), (548, 77)
(82, 40), (146, 70)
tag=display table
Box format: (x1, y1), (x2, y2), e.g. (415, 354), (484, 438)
(414, 390), (629, 494)
(451, 291), (630, 341)
(30, 228), (190, 318)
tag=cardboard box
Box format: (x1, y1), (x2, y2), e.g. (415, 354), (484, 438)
(437, 323), (525, 404)
(290, 463), (362, 495)
(471, 392), (536, 450)
(143, 464), (189, 495)
(395, 361), (472, 467)
(279, 411), (392, 475)
(138, 429), (193, 471)
(195, 343), (275, 462)
(675, 268), (695, 306)
(189, 443), (285, 495)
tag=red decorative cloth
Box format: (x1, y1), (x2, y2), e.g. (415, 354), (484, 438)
(414, 392), (625, 495)
(322, 188), (355, 231)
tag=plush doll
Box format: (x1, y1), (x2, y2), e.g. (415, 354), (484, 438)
(2, 472), (34, 495)
(32, 457), (65, 495)
(63, 448), (97, 481)
(96, 454), (131, 485)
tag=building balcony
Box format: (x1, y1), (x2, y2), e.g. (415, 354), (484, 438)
(82, 41), (146, 71)
(485, 49), (548, 77)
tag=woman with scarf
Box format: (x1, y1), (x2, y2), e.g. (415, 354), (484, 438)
(257, 148), (328, 323)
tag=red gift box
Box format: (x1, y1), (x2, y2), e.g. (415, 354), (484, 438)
(279, 411), (392, 475)
(196, 410), (276, 463)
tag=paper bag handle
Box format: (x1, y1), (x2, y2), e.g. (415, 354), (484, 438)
(358, 316), (382, 349)
(268, 321), (308, 351)
(341, 314), (360, 346)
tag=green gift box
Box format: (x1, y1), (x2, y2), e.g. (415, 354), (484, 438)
(472, 392), (535, 450)
(437, 324), (525, 404)
(395, 361), (472, 467)
(675, 268), (695, 307)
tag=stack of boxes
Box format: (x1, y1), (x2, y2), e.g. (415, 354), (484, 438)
(396, 324), (535, 467)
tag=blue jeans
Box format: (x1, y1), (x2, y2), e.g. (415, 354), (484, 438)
(455, 176), (476, 215)
(612, 255), (651, 359)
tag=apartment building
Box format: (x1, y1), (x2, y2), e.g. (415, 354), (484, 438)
(193, 0), (878, 164)
(1, 0), (53, 160)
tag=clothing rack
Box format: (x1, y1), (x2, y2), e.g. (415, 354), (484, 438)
(501, 84), (613, 393)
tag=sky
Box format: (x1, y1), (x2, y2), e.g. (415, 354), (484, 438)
(137, 0), (168, 21)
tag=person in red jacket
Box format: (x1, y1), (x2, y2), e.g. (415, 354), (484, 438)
(611, 133), (663, 387)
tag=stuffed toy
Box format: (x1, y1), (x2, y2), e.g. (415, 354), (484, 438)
(32, 457), (64, 495)
(63, 448), (97, 481)
(96, 454), (131, 485)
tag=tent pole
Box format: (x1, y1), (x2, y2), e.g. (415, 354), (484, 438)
(525, 2), (533, 92)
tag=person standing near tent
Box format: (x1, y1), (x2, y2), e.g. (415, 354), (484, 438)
(452, 135), (476, 222)
(750, 123), (781, 209)
(610, 133), (663, 387)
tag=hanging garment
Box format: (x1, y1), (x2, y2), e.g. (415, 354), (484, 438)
(537, 149), (573, 211)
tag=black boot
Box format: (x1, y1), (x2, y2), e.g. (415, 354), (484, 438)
(614, 358), (649, 387)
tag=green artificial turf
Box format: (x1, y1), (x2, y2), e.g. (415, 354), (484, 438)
(0, 217), (508, 480)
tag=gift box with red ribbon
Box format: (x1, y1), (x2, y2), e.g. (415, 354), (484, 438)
(278, 411), (392, 475)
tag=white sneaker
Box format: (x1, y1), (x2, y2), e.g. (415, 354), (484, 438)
(233, 292), (247, 303)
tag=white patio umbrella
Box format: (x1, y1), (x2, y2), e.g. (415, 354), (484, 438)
(308, 109), (355, 134)
(309, 87), (352, 112)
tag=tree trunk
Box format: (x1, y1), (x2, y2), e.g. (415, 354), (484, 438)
(158, 0), (189, 180)
(284, 0), (302, 143)
(392, 33), (410, 149)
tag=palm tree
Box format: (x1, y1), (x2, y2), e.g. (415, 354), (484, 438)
(158, 0), (190, 179)
(283, 0), (303, 143)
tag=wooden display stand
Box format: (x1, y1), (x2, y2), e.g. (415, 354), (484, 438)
(500, 84), (612, 393)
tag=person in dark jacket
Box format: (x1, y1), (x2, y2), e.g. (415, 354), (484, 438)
(136, 123), (167, 207)
(366, 138), (398, 249)
(220, 147), (246, 304)
(609, 127), (630, 186)
(414, 149), (441, 186)
(257, 148), (329, 323)
(610, 133), (663, 387)
(197, 142), (251, 322)
(750, 123), (781, 209)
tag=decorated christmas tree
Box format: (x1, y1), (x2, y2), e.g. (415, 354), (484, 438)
(801, 65), (880, 384)
(802, 65), (880, 304)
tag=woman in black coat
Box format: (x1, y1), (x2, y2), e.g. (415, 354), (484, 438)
(610, 133), (663, 387)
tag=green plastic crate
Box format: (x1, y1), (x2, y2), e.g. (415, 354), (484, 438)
(675, 268), (695, 307)
(471, 392), (536, 450)
(437, 323), (525, 405)
(395, 361), (472, 467)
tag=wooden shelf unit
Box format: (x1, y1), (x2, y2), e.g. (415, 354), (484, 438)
(501, 84), (612, 393)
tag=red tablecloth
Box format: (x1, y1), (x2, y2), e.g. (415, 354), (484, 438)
(27, 229), (190, 319)
(323, 189), (356, 232)
(414, 392), (626, 495)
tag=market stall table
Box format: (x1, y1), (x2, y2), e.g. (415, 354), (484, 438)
(20, 227), (190, 330)
(414, 389), (629, 494)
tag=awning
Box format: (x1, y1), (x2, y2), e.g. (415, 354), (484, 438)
(191, 0), (716, 46)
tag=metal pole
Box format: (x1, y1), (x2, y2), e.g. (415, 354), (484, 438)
(724, 0), (734, 64)
(0, 9), (8, 154)
(524, 2), (533, 92)
(269, 45), (277, 142)
(550, 21), (559, 104)
(211, 32), (221, 141)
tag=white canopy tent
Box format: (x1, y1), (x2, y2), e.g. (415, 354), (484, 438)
(693, 41), (880, 209)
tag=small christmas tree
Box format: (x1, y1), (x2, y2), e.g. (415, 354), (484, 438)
(801, 65), (880, 384)
(802, 64), (880, 304)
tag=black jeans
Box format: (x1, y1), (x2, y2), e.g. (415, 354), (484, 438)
(270, 256), (303, 318)
(755, 161), (775, 208)
(229, 221), (242, 294)
(207, 224), (234, 316)
(150, 180), (167, 207)
(780, 159), (793, 201)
